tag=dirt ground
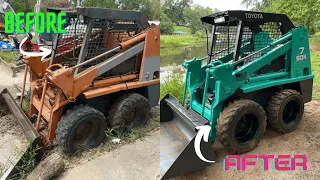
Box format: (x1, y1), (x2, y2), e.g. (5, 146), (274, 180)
(0, 67), (29, 176)
(0, 114), (27, 175)
(310, 45), (320, 52)
(173, 100), (320, 180)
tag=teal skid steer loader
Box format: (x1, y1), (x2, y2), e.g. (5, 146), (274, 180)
(160, 11), (313, 179)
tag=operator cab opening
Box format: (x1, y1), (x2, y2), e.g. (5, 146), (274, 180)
(201, 11), (292, 68)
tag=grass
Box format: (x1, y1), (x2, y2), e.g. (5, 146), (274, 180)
(160, 73), (185, 102)
(174, 26), (191, 34)
(309, 32), (320, 99)
(0, 144), (41, 180)
(161, 35), (205, 48)
(311, 50), (320, 100)
(10, 145), (41, 180)
(0, 51), (18, 63)
(309, 35), (320, 46)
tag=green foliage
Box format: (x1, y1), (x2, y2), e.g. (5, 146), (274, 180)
(82, 0), (119, 8)
(0, 51), (18, 63)
(82, 0), (158, 20)
(10, 145), (41, 180)
(41, 0), (72, 9)
(105, 128), (115, 138)
(183, 4), (214, 34)
(160, 12), (174, 34)
(241, 0), (320, 34)
(161, 0), (192, 25)
(310, 34), (320, 46)
(160, 73), (184, 102)
(22, 97), (30, 113)
(311, 50), (320, 99)
(161, 35), (204, 47)
(7, 0), (37, 12)
(151, 0), (160, 20)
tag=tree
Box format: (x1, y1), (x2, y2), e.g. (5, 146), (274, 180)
(118, 0), (154, 20)
(7, 0), (26, 12)
(162, 0), (192, 25)
(160, 11), (174, 34)
(82, 0), (119, 8)
(151, 0), (160, 20)
(82, 0), (157, 20)
(42, 0), (73, 9)
(183, 4), (214, 34)
(241, 0), (320, 34)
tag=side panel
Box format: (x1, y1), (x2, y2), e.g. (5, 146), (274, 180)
(139, 26), (160, 82)
(291, 26), (312, 78)
(97, 42), (145, 76)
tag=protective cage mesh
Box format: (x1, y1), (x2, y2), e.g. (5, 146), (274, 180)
(211, 21), (283, 63)
(52, 15), (145, 68)
(211, 25), (238, 60)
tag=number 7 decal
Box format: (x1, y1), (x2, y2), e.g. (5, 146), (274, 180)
(299, 47), (305, 54)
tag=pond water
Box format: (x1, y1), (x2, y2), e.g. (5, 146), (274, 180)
(160, 44), (207, 83)
(160, 43), (207, 68)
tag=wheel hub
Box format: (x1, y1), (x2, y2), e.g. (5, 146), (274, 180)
(73, 121), (96, 145)
(283, 100), (299, 125)
(235, 114), (259, 143)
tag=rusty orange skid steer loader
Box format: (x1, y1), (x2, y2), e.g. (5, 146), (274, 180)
(0, 7), (160, 179)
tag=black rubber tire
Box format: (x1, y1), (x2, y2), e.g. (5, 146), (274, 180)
(56, 105), (106, 154)
(266, 89), (304, 133)
(216, 99), (267, 154)
(108, 93), (151, 134)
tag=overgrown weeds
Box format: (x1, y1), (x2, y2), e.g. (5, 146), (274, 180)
(0, 51), (19, 63)
(12, 145), (40, 179)
(160, 73), (184, 102)
(2, 144), (41, 180)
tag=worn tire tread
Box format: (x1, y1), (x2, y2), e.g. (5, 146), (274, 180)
(266, 89), (302, 132)
(108, 93), (150, 133)
(56, 104), (105, 154)
(216, 99), (267, 154)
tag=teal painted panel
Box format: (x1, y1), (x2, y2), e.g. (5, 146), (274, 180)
(242, 75), (314, 93)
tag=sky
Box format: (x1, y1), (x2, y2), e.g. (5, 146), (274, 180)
(194, 0), (248, 11)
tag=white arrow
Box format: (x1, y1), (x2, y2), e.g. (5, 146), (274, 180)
(19, 36), (52, 61)
(194, 125), (215, 163)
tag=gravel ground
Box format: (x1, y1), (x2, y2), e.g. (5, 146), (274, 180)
(173, 100), (320, 180)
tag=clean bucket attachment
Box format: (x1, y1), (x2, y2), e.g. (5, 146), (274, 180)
(160, 94), (215, 180)
(0, 89), (42, 179)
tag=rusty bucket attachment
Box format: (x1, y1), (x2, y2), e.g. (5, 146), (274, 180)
(0, 88), (42, 179)
(160, 94), (215, 180)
